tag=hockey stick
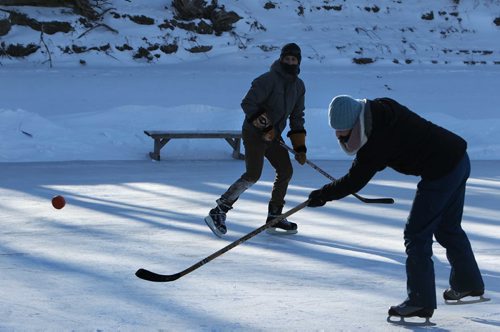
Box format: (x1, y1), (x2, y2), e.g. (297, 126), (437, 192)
(135, 200), (309, 282)
(281, 142), (394, 204)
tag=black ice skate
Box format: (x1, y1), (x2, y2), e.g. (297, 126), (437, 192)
(265, 204), (298, 235)
(266, 218), (298, 235)
(443, 288), (490, 305)
(387, 301), (435, 326)
(204, 200), (232, 238)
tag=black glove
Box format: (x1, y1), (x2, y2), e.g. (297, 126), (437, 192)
(307, 188), (327, 207)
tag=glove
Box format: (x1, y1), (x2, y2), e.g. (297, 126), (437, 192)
(294, 152), (307, 165)
(252, 112), (271, 130)
(251, 112), (275, 141)
(288, 131), (307, 165)
(307, 188), (327, 207)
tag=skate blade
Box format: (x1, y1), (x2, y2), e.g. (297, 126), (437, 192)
(445, 295), (491, 305)
(266, 227), (298, 235)
(387, 315), (436, 326)
(204, 216), (224, 238)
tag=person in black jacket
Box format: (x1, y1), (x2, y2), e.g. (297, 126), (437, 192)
(205, 43), (307, 237)
(308, 95), (486, 320)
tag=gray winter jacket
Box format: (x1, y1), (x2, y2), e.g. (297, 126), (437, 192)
(241, 60), (306, 136)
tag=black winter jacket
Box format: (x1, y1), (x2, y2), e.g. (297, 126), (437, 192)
(321, 98), (467, 200)
(241, 60), (306, 136)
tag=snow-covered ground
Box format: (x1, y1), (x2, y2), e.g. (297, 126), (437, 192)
(2, 62), (499, 162)
(1, 0), (499, 330)
(1, 158), (499, 331)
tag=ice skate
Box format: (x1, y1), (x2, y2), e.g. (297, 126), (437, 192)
(387, 301), (435, 326)
(204, 200), (232, 238)
(443, 288), (490, 305)
(266, 218), (298, 235)
(265, 204), (298, 235)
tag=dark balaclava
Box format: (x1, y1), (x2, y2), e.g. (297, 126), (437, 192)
(279, 43), (301, 76)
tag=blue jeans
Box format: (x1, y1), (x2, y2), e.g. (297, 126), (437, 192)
(404, 152), (484, 308)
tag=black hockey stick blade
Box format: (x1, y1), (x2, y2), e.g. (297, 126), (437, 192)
(135, 268), (181, 282)
(280, 142), (394, 204)
(355, 195), (394, 204)
(135, 200), (309, 282)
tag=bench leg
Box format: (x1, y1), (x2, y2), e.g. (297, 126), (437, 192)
(150, 138), (171, 161)
(225, 138), (244, 160)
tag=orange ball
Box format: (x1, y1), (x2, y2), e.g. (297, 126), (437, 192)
(52, 195), (66, 209)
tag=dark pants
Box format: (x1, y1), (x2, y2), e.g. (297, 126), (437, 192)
(405, 152), (484, 308)
(220, 127), (293, 209)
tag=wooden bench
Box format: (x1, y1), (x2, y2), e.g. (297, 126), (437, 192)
(144, 130), (244, 161)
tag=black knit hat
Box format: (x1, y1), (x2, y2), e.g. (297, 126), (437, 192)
(280, 43), (301, 63)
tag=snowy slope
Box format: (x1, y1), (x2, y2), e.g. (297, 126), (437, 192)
(1, 0), (499, 163)
(1, 0), (499, 66)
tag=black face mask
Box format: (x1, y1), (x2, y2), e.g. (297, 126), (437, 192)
(280, 62), (300, 76)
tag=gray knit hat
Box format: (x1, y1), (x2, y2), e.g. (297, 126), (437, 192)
(328, 95), (363, 130)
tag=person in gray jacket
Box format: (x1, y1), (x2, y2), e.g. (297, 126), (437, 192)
(205, 43), (307, 237)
